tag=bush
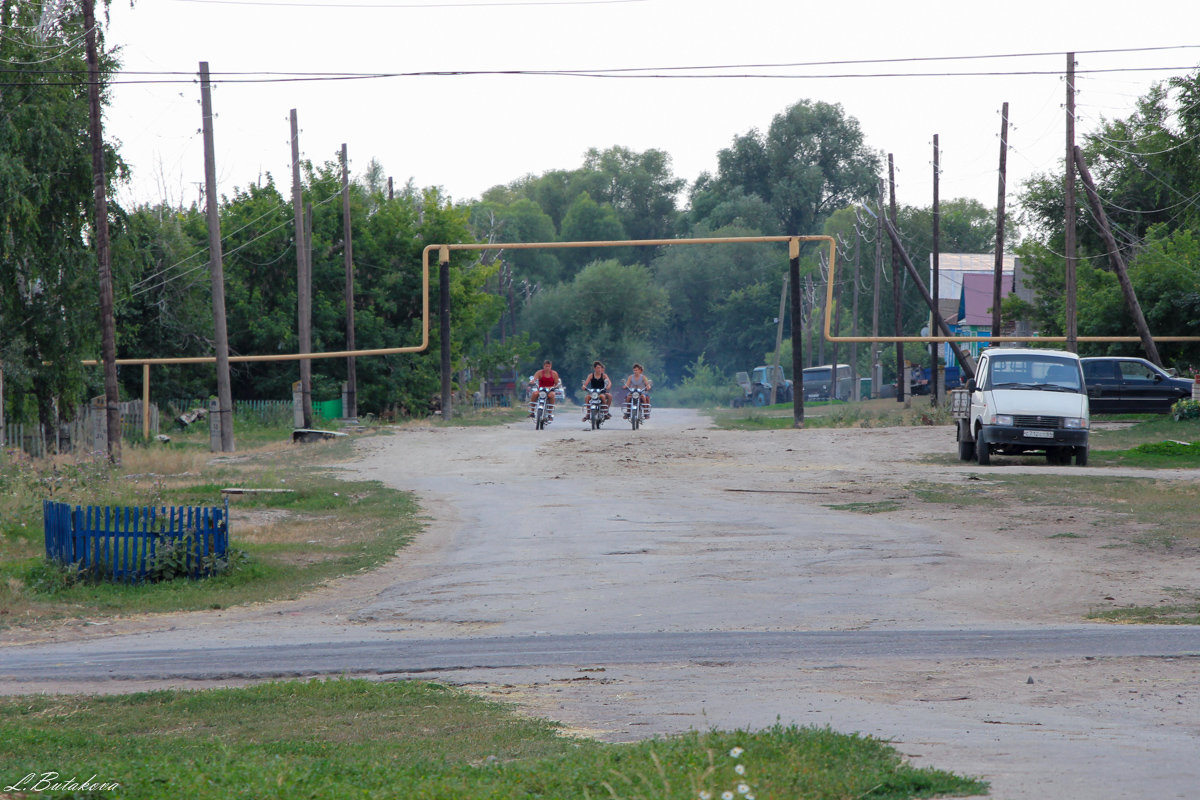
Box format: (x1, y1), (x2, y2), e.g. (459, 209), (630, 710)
(656, 354), (740, 408)
(1171, 398), (1200, 421)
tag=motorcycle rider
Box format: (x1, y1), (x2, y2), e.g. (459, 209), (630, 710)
(529, 360), (561, 419)
(622, 363), (652, 420)
(581, 361), (613, 421)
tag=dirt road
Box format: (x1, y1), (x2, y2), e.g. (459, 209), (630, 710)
(4, 408), (1200, 799)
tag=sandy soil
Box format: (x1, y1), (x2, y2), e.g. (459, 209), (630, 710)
(3, 408), (1199, 799)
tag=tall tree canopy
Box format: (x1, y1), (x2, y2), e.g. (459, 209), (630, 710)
(1017, 68), (1200, 367)
(0, 0), (121, 434)
(692, 100), (882, 236)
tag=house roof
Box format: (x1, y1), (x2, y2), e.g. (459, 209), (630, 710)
(936, 253), (1017, 272)
(958, 272), (1013, 326)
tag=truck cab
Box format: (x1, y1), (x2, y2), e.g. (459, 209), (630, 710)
(951, 348), (1089, 466)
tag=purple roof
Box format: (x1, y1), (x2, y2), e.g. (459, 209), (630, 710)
(958, 273), (1013, 326)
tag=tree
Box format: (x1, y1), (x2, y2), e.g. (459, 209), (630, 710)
(695, 100), (882, 236)
(557, 193), (628, 275)
(519, 259), (667, 385)
(651, 227), (785, 378)
(0, 1), (121, 440)
(1017, 68), (1200, 369)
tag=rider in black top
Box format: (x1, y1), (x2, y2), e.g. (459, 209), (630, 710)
(581, 361), (613, 420)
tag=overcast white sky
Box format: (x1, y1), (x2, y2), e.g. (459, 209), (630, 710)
(103, 0), (1200, 228)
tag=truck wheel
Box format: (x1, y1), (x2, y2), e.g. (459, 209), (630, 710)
(975, 431), (991, 466)
(958, 437), (975, 461)
(1075, 446), (1089, 466)
(752, 389), (768, 407)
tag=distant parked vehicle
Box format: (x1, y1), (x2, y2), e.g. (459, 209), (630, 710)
(733, 365), (793, 407)
(800, 364), (854, 401)
(1081, 357), (1194, 414)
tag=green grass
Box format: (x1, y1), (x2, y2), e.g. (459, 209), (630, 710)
(433, 405), (529, 427)
(709, 398), (952, 431)
(0, 429), (419, 629)
(824, 501), (904, 514)
(0, 679), (987, 800)
(1087, 602), (1200, 625)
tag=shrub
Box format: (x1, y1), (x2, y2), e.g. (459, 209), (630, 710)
(1171, 398), (1200, 421)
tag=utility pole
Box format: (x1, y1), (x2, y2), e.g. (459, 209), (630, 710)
(290, 110), (312, 428)
(993, 101), (1010, 340)
(84, 0), (120, 464)
(200, 62), (235, 451)
(872, 178), (883, 398)
(769, 272), (788, 406)
(931, 133), (941, 407)
(831, 252), (842, 397)
(439, 247), (453, 420)
(1064, 54), (1078, 352)
(888, 154), (904, 404)
(851, 227), (860, 401)
(1073, 146), (1162, 367)
(788, 238), (804, 427)
(341, 143), (357, 421)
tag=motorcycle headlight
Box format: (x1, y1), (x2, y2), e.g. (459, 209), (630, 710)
(1064, 417), (1087, 429)
(992, 414), (1014, 426)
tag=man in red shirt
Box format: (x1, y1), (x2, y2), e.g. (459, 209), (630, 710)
(529, 360), (561, 419)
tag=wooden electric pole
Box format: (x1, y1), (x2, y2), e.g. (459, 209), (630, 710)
(872, 179), (884, 397)
(851, 227), (861, 401)
(992, 102), (1010, 339)
(931, 133), (941, 407)
(769, 272), (788, 406)
(341, 143), (357, 421)
(290, 110), (312, 428)
(1073, 146), (1162, 367)
(439, 247), (453, 420)
(1064, 54), (1079, 352)
(84, 0), (120, 464)
(200, 62), (235, 452)
(789, 238), (804, 427)
(888, 154), (904, 404)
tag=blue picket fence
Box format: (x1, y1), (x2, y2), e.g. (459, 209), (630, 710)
(43, 500), (230, 583)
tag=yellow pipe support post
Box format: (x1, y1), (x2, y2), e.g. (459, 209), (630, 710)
(143, 363), (151, 441)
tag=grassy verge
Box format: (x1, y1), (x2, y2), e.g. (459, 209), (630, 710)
(709, 398), (953, 430)
(0, 678), (987, 800)
(0, 429), (418, 630)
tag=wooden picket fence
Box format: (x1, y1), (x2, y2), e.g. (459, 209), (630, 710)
(3, 399), (159, 459)
(43, 500), (229, 583)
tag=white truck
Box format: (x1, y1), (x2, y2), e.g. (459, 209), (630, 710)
(950, 347), (1090, 466)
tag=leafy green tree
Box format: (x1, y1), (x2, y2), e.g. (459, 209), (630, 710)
(1017, 68), (1200, 370)
(650, 227), (785, 378)
(519, 259), (667, 385)
(0, 1), (121, 436)
(468, 198), (562, 287)
(558, 193), (628, 275)
(112, 204), (216, 402)
(693, 100), (882, 236)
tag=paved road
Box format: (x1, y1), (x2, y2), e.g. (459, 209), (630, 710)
(4, 628), (1199, 682)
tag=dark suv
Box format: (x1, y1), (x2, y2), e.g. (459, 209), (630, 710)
(1080, 357), (1194, 413)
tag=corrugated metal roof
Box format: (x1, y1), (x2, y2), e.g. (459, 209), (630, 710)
(935, 253), (1017, 272)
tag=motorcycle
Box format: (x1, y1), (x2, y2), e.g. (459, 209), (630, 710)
(530, 387), (555, 430)
(585, 388), (609, 430)
(626, 387), (647, 430)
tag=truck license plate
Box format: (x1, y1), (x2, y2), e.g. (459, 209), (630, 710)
(1024, 429), (1054, 439)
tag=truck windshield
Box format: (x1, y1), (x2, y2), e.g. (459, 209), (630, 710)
(986, 356), (1082, 392)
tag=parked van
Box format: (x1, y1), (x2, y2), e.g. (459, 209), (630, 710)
(801, 364), (854, 401)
